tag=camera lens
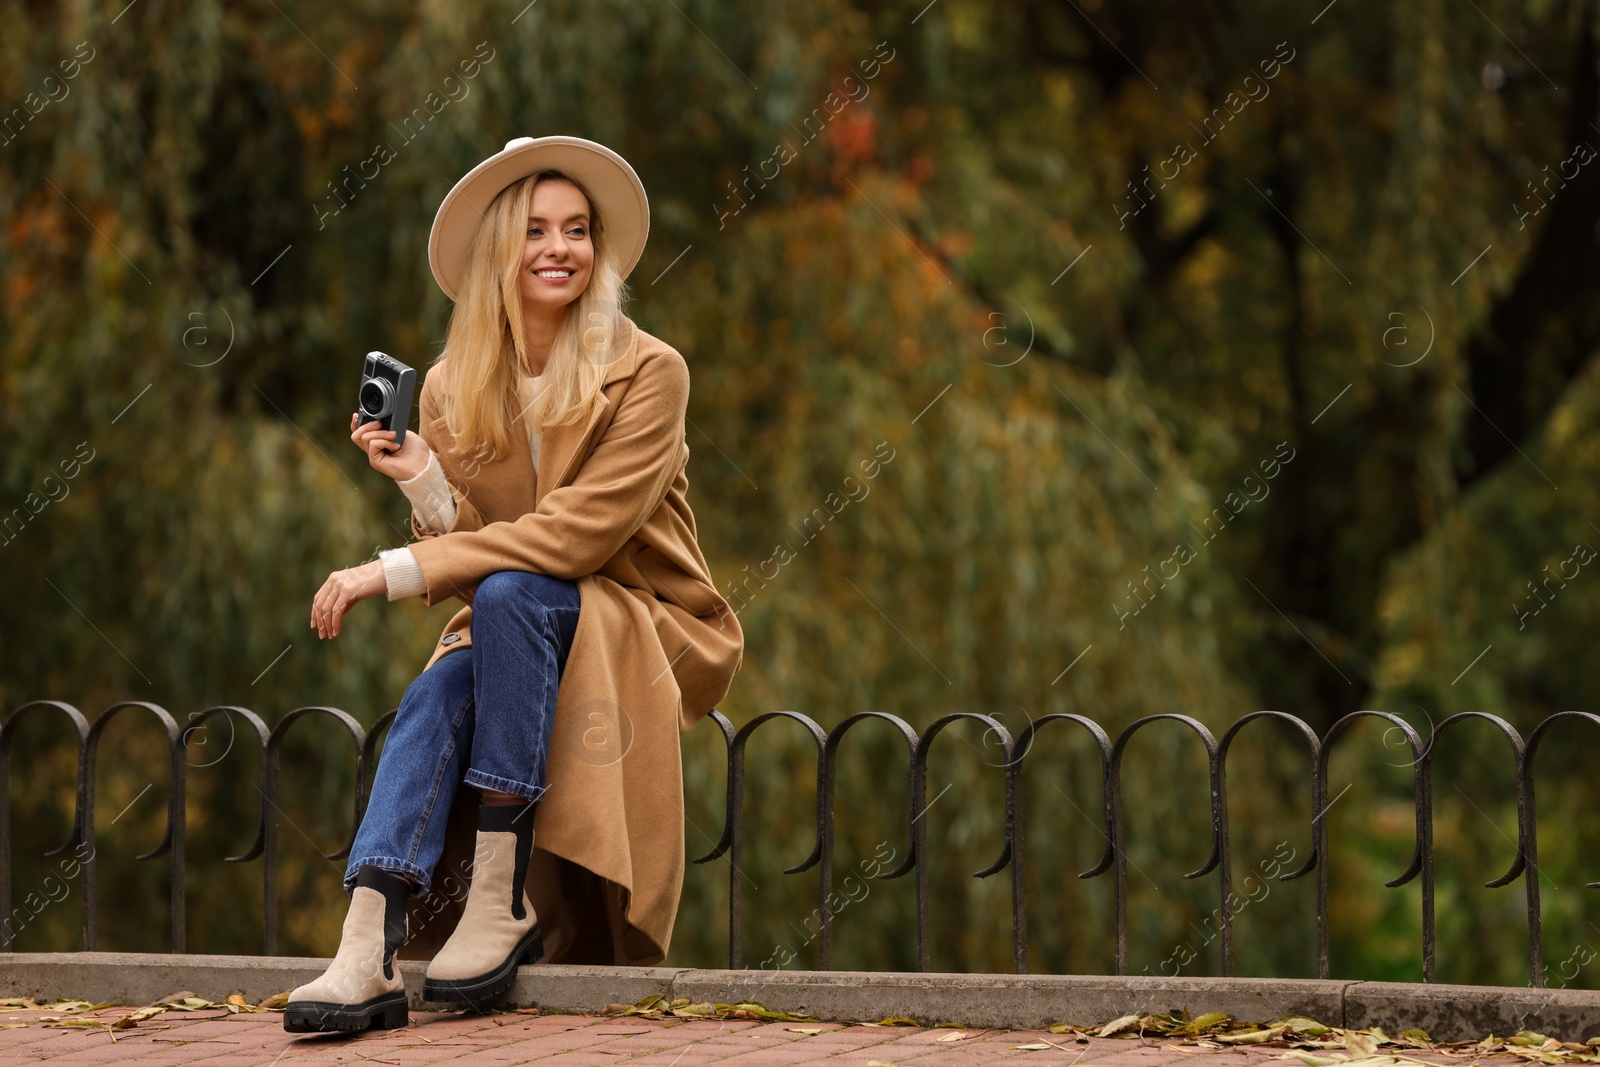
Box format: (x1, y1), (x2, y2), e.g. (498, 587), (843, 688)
(360, 379), (394, 419)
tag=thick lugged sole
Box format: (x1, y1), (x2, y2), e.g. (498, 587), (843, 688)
(282, 989), (409, 1033)
(422, 923), (543, 1004)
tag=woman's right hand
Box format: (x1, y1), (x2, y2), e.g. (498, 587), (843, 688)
(351, 412), (433, 482)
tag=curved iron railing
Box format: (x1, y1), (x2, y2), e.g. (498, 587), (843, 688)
(692, 707), (1591, 984)
(0, 700), (1591, 985)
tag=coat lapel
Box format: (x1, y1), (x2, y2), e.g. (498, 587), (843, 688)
(534, 314), (642, 505)
(424, 314), (644, 517)
(425, 410), (537, 518)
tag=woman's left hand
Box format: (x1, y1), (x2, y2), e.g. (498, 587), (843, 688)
(311, 560), (388, 639)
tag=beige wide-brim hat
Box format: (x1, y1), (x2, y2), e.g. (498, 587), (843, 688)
(428, 134), (650, 301)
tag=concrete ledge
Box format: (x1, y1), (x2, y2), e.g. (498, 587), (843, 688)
(675, 970), (1350, 1032)
(1343, 980), (1599, 1043)
(504, 963), (683, 1014)
(0, 953), (682, 1013)
(2, 953), (331, 1006)
(3, 953), (1600, 1041)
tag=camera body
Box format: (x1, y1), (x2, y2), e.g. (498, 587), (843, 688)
(358, 351), (416, 447)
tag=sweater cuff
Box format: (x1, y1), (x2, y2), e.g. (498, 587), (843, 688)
(397, 451), (457, 533)
(380, 547), (428, 601)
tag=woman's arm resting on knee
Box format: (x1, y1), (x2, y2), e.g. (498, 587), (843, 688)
(378, 546), (428, 600)
(310, 559), (388, 639)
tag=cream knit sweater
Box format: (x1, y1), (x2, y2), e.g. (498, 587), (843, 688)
(379, 373), (545, 600)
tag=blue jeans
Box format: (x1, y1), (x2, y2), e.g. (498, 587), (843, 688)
(343, 569), (582, 896)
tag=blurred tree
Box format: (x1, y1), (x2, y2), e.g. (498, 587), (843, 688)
(0, 0), (1596, 985)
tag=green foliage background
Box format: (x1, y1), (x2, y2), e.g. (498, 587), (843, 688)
(2, 0), (1599, 987)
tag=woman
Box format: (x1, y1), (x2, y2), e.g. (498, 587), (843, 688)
(284, 136), (744, 1033)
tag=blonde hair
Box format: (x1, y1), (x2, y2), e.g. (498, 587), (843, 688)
(433, 169), (631, 462)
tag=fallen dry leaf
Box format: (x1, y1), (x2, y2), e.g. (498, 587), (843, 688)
(258, 990), (291, 1010)
(1219, 1025), (1288, 1045)
(1100, 1013), (1142, 1037)
(113, 1005), (165, 1029)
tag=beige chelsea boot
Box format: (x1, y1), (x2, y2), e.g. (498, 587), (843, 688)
(423, 802), (543, 1002)
(284, 868), (411, 1032)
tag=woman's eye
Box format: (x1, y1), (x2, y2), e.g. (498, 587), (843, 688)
(568, 228), (587, 238)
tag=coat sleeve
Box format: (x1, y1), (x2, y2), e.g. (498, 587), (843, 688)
(406, 350), (689, 605)
(410, 373), (487, 542)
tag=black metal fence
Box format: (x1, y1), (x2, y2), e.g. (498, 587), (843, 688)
(1, 701), (1592, 985)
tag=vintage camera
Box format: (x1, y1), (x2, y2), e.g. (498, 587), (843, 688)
(357, 351), (416, 447)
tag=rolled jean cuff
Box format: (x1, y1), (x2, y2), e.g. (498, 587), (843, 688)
(343, 855), (432, 898)
(463, 768), (548, 802)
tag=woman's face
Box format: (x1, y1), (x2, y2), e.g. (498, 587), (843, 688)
(518, 178), (595, 313)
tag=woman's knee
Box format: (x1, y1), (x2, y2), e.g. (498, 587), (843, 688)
(472, 569), (580, 623)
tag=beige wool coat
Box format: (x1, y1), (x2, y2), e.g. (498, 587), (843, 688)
(390, 312), (743, 967)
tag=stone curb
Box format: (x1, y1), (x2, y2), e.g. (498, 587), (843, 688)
(1, 953), (1597, 1041)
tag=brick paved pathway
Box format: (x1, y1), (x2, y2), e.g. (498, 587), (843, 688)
(0, 1002), (1538, 1067)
